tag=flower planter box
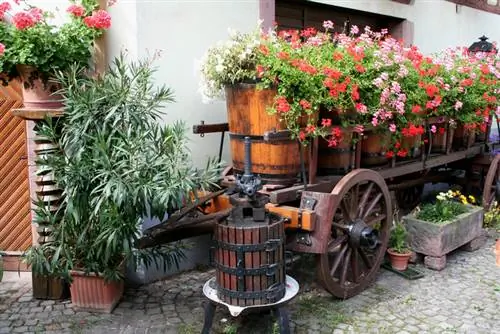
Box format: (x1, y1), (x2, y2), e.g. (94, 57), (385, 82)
(32, 273), (70, 300)
(402, 206), (484, 270)
(70, 269), (124, 313)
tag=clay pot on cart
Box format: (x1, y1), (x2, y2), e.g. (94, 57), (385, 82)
(361, 131), (390, 167)
(225, 83), (303, 185)
(16, 65), (64, 110)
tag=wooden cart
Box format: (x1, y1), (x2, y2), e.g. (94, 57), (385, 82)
(138, 119), (500, 300)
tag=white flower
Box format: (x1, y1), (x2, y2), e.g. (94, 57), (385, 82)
(215, 64), (225, 73)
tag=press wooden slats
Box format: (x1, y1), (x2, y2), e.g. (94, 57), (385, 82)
(0, 81), (32, 251)
(214, 219), (286, 307)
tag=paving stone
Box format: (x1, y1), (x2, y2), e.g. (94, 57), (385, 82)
(1, 238), (499, 333)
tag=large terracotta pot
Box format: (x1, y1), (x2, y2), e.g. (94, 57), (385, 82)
(70, 269), (124, 313)
(225, 83), (303, 185)
(361, 131), (390, 166)
(17, 65), (63, 109)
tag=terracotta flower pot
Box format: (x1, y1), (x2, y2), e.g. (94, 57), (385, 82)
(387, 248), (412, 271)
(70, 269), (124, 313)
(16, 65), (64, 110)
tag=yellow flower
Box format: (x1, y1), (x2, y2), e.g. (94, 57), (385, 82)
(459, 195), (467, 204)
(468, 195), (476, 204)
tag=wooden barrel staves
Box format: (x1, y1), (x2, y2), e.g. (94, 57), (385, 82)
(225, 84), (301, 185)
(318, 131), (354, 175)
(361, 131), (390, 167)
(214, 214), (286, 306)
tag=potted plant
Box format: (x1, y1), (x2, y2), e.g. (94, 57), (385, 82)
(22, 243), (71, 299)
(0, 0), (111, 109)
(47, 54), (220, 313)
(403, 190), (484, 270)
(387, 220), (412, 271)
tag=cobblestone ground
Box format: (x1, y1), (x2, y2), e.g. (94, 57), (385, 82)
(1, 236), (499, 334)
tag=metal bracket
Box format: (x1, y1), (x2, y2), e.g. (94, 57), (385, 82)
(300, 197), (317, 211)
(296, 232), (312, 246)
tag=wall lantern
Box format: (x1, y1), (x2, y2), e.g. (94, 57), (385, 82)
(468, 35), (498, 54)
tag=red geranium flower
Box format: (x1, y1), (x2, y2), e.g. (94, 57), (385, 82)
(67, 4), (86, 17)
(84, 9), (111, 29)
(12, 12), (36, 30)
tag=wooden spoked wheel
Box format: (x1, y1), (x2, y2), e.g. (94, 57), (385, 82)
(317, 169), (392, 299)
(482, 154), (500, 210)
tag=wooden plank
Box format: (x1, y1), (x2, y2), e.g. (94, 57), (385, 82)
(228, 226), (237, 306)
(260, 224), (269, 306)
(11, 108), (64, 120)
(0, 81), (31, 252)
(235, 226), (245, 307)
(252, 227), (261, 305)
(94, 0), (108, 76)
(268, 176), (341, 204)
(265, 203), (316, 231)
(244, 226), (254, 306)
(378, 146), (483, 179)
(192, 122), (229, 134)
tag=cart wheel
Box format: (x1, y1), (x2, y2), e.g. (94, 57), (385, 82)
(482, 154), (500, 210)
(317, 169), (392, 299)
(396, 185), (424, 210)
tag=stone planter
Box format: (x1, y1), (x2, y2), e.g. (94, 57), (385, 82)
(403, 206), (484, 270)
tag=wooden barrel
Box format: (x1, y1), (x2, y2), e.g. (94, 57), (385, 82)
(430, 128), (448, 153)
(453, 124), (475, 150)
(398, 135), (422, 161)
(318, 131), (353, 175)
(361, 131), (390, 167)
(225, 84), (301, 185)
(214, 214), (286, 306)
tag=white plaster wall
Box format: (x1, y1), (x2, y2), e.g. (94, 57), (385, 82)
(311, 0), (500, 55)
(134, 1), (260, 167)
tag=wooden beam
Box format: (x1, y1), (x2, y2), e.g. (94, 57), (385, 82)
(94, 0), (108, 76)
(446, 0), (500, 15)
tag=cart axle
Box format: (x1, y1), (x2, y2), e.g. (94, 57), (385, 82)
(349, 219), (380, 250)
